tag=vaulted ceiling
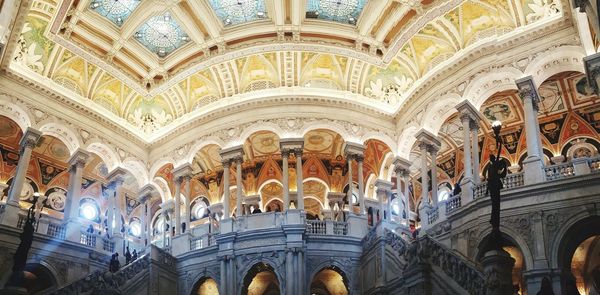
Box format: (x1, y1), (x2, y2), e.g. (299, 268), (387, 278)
(10, 0), (563, 137)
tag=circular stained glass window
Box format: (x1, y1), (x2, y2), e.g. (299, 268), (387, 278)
(130, 221), (142, 237)
(81, 203), (99, 221)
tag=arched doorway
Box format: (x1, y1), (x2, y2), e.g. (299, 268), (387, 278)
(189, 277), (219, 295)
(477, 232), (527, 293)
(21, 263), (58, 294)
(309, 266), (349, 295)
(556, 216), (600, 294)
(242, 263), (280, 295)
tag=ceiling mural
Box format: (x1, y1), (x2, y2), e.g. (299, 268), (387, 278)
(10, 0), (562, 136)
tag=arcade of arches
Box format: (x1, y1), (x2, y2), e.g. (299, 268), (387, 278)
(0, 0), (599, 294)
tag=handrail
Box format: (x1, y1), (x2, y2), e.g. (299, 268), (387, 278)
(50, 253), (150, 294)
(405, 236), (485, 294)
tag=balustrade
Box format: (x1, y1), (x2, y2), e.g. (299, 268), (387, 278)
(103, 238), (115, 253)
(589, 156), (600, 172)
(428, 207), (439, 224)
(47, 223), (66, 240)
(80, 231), (97, 247)
(306, 220), (326, 235)
(544, 162), (575, 180)
(446, 194), (462, 214)
(190, 234), (217, 251)
(473, 182), (488, 199)
(503, 172), (524, 188)
(333, 221), (348, 235)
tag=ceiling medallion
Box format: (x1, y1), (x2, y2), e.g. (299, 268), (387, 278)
(208, 0), (268, 26)
(134, 13), (190, 57)
(306, 0), (368, 25)
(89, 0), (141, 26)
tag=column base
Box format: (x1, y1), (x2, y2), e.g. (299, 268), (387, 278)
(0, 201), (21, 227)
(481, 249), (516, 295)
(523, 156), (545, 185)
(347, 214), (368, 238)
(459, 178), (474, 202)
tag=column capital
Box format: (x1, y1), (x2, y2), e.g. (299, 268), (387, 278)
(415, 129), (441, 150)
(138, 184), (157, 203)
(19, 127), (42, 150)
(374, 179), (394, 192)
(344, 142), (365, 158)
(427, 144), (439, 155)
(173, 164), (193, 181)
(220, 145), (244, 165)
(516, 75), (540, 110)
(584, 52), (600, 95)
(355, 154), (365, 162)
(456, 100), (483, 124)
(280, 138), (304, 157)
(107, 167), (127, 185)
(393, 157), (411, 172)
(68, 148), (90, 169)
(469, 119), (480, 131)
(281, 148), (291, 158)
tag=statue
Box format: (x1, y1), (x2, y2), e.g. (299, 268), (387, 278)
(486, 122), (508, 250)
(5, 195), (44, 288)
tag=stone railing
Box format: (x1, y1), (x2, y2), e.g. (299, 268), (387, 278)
(333, 221), (348, 235)
(427, 207), (439, 224)
(446, 194), (462, 214)
(50, 252), (151, 295)
(306, 220), (349, 236)
(306, 220), (326, 234)
(47, 223), (66, 240)
(103, 238), (115, 253)
(406, 236), (485, 294)
(473, 181), (488, 199)
(589, 156), (600, 172)
(190, 233), (217, 251)
(80, 231), (97, 247)
(503, 172), (524, 188)
(544, 162), (575, 180)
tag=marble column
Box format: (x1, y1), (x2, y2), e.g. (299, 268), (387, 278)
(403, 171), (411, 223)
(357, 155), (365, 215)
(3, 128), (42, 226)
(471, 121), (481, 184)
(295, 148), (304, 210)
(183, 175), (191, 233)
(161, 205), (168, 248)
(106, 168), (126, 237)
(419, 142), (430, 205)
(346, 154), (354, 213)
(64, 149), (89, 221)
(395, 167), (403, 223)
(113, 178), (124, 236)
(282, 149), (290, 211)
(516, 76), (545, 184)
(429, 146), (439, 206)
(64, 149), (90, 242)
(222, 161), (231, 218)
(107, 190), (115, 237)
(375, 180), (393, 222)
(461, 114), (474, 182)
(235, 157), (243, 217)
(173, 176), (182, 235)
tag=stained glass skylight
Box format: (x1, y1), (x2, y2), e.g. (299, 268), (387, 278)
(89, 0), (141, 27)
(306, 0), (368, 25)
(208, 0), (268, 26)
(134, 13), (190, 58)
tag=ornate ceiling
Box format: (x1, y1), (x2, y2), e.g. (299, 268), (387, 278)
(9, 0), (562, 138)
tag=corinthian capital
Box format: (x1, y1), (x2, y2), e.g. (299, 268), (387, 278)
(19, 127), (42, 151)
